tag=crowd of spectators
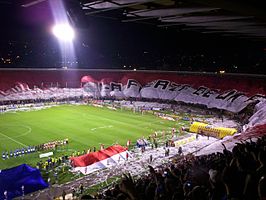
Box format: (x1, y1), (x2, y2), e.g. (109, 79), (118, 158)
(82, 136), (266, 200)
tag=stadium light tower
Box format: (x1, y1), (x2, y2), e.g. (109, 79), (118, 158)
(52, 24), (75, 68)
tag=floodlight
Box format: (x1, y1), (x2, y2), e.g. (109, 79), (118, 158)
(52, 24), (75, 42)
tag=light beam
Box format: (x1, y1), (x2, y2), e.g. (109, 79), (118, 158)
(52, 24), (75, 42)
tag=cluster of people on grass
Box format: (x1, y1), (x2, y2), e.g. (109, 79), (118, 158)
(2, 139), (69, 160)
(37, 155), (69, 171)
(147, 130), (177, 148)
(35, 138), (69, 151)
(2, 146), (36, 160)
(70, 144), (105, 158)
(82, 135), (266, 200)
(0, 106), (7, 112)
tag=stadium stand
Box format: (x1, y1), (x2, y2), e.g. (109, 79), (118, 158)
(90, 136), (266, 200)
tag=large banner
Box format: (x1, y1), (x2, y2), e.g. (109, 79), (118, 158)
(82, 77), (266, 113)
(70, 145), (129, 175)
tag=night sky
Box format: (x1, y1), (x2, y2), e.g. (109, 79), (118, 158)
(0, 0), (265, 74)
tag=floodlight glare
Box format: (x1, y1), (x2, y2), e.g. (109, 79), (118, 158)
(52, 24), (75, 42)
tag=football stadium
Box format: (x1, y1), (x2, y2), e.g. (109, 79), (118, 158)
(0, 1), (266, 200)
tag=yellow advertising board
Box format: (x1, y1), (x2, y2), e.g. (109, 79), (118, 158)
(174, 135), (196, 147)
(189, 122), (237, 139)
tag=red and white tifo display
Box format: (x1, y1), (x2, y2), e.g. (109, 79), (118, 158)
(70, 145), (130, 175)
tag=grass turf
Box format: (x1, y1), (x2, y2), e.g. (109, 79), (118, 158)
(0, 104), (184, 169)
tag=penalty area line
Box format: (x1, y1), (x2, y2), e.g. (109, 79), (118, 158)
(0, 131), (28, 147)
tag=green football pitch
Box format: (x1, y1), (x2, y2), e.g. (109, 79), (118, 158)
(0, 105), (185, 170)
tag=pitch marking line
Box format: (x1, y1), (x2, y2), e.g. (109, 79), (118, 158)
(0, 125), (32, 140)
(91, 125), (113, 131)
(0, 130), (28, 147)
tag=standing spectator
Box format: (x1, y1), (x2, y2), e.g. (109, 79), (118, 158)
(149, 154), (153, 163)
(154, 141), (158, 148)
(258, 176), (266, 200)
(126, 152), (129, 161)
(127, 139), (131, 147)
(72, 188), (76, 199)
(79, 184), (84, 195)
(178, 146), (183, 155)
(62, 189), (66, 200)
(4, 190), (7, 200)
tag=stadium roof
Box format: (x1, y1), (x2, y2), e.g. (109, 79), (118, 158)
(81, 0), (266, 42)
(1, 0), (266, 43)
(83, 0), (266, 42)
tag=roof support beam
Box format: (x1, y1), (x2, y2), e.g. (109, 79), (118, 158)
(190, 0), (266, 20)
(85, 0), (157, 15)
(122, 15), (159, 22)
